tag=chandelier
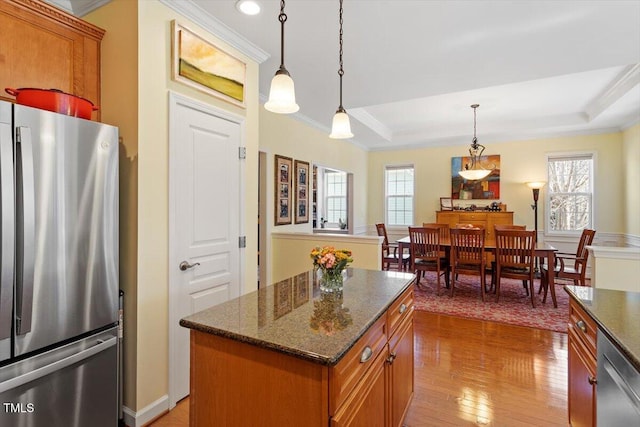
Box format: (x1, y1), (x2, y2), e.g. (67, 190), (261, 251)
(459, 104), (491, 180)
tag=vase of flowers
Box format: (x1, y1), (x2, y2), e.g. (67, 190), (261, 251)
(310, 246), (353, 293)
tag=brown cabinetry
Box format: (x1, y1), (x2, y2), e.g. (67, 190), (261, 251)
(436, 211), (514, 241)
(0, 0), (104, 121)
(190, 284), (415, 426)
(567, 298), (597, 426)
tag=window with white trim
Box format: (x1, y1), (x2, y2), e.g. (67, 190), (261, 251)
(385, 166), (414, 226)
(324, 170), (347, 224)
(547, 153), (594, 233)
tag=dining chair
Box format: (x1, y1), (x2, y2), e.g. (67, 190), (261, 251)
(494, 224), (527, 231)
(408, 227), (450, 295)
(449, 227), (486, 301)
(376, 223), (410, 271)
(488, 224), (526, 291)
(422, 223), (450, 241)
(494, 229), (537, 307)
(540, 229), (596, 297)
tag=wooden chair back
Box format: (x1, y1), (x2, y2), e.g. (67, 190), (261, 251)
(422, 223), (450, 241)
(408, 227), (440, 262)
(574, 229), (596, 269)
(450, 227), (486, 300)
(494, 224), (526, 231)
(450, 228), (485, 268)
(494, 229), (537, 306)
(495, 229), (536, 271)
(375, 223), (390, 254)
(408, 227), (450, 294)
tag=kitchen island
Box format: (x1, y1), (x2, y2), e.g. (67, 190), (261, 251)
(180, 268), (416, 426)
(564, 285), (640, 426)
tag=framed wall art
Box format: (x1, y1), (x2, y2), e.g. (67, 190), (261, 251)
(294, 160), (310, 224)
(275, 155), (293, 225)
(171, 20), (246, 107)
(440, 197), (453, 211)
(451, 154), (501, 200)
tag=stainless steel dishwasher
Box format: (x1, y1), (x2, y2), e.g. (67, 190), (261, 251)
(597, 332), (640, 425)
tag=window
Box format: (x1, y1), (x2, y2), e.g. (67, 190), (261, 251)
(546, 153), (594, 233)
(324, 170), (347, 224)
(385, 166), (414, 226)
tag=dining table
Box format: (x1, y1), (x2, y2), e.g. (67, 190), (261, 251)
(396, 235), (560, 308)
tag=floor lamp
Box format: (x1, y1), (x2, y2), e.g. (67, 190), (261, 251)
(527, 181), (546, 274)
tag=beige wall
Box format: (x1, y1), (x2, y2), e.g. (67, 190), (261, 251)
(259, 112), (369, 282)
(623, 123), (640, 237)
(85, 0), (139, 411)
(271, 233), (382, 282)
(88, 0), (260, 413)
(367, 132), (626, 238)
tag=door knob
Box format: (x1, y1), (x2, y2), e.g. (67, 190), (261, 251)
(179, 261), (200, 271)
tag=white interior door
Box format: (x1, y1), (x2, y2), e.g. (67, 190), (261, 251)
(168, 93), (243, 407)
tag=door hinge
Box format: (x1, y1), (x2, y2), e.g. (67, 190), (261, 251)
(238, 147), (246, 159)
(239, 236), (246, 248)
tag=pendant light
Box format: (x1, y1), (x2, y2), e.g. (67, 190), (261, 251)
(329, 0), (353, 139)
(458, 104), (491, 180)
(264, 0), (299, 114)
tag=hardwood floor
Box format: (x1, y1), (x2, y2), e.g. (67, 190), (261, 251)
(149, 311), (568, 426)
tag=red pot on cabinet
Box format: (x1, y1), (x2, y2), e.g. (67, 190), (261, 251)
(5, 88), (98, 119)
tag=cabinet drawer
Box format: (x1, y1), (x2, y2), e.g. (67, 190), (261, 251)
(568, 299), (597, 358)
(329, 314), (387, 415)
(387, 285), (414, 338)
(459, 213), (487, 221)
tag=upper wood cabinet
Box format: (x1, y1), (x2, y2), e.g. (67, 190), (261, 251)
(0, 0), (104, 121)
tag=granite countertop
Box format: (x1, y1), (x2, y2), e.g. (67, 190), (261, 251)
(180, 268), (415, 366)
(565, 285), (640, 370)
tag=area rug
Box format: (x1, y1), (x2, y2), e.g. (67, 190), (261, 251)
(413, 271), (569, 333)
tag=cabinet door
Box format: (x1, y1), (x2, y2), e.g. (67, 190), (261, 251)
(486, 212), (513, 241)
(568, 331), (596, 427)
(389, 316), (414, 427)
(331, 348), (386, 427)
(436, 212), (459, 229)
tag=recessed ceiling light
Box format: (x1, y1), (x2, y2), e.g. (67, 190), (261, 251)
(236, 0), (261, 15)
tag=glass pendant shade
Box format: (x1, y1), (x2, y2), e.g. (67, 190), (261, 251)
(459, 168), (491, 180)
(264, 70), (299, 114)
(329, 110), (353, 139)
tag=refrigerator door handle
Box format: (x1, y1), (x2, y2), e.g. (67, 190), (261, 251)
(0, 335), (117, 393)
(15, 126), (35, 335)
(0, 123), (15, 340)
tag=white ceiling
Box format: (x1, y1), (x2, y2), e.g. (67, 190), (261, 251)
(55, 0), (640, 151)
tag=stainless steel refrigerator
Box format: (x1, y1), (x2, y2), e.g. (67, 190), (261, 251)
(0, 100), (119, 426)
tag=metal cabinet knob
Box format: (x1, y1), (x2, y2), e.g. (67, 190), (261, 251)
(179, 261), (200, 271)
(386, 352), (397, 365)
(576, 320), (587, 333)
(588, 375), (597, 385)
(399, 303), (407, 314)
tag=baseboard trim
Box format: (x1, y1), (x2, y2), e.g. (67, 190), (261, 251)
(122, 395), (169, 427)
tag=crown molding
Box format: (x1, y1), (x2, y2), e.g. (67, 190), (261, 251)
(585, 64), (640, 122)
(42, 0), (109, 17)
(158, 0), (268, 64)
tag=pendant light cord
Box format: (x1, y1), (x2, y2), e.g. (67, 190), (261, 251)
(337, 0), (345, 112)
(278, 0), (287, 71)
